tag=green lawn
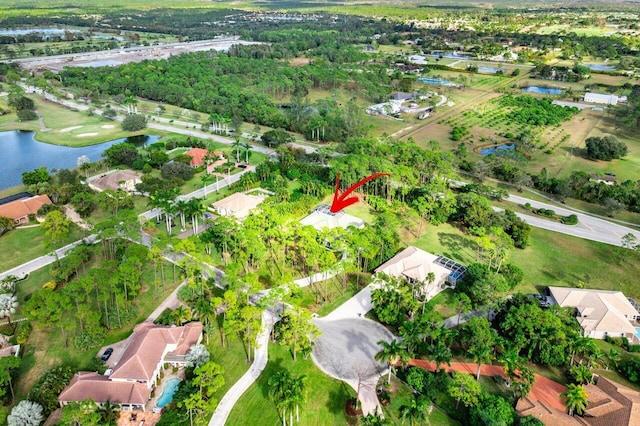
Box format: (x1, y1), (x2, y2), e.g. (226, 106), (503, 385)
(410, 223), (640, 299)
(0, 223), (87, 272)
(207, 336), (252, 407)
(227, 343), (355, 426)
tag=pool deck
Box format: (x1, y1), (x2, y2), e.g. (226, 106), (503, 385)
(145, 368), (185, 412)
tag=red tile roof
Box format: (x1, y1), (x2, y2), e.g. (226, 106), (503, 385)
(58, 372), (151, 406)
(185, 148), (224, 167)
(0, 194), (52, 222)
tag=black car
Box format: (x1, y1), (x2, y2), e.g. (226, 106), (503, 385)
(100, 348), (113, 362)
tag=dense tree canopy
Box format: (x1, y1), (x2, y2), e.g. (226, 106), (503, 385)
(585, 136), (628, 161)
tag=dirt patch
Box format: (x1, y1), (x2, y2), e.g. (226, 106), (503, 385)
(289, 57), (311, 67)
(60, 125), (83, 133)
(77, 132), (99, 137)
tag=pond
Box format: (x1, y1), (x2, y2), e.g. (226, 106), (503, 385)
(156, 378), (181, 408)
(587, 64), (616, 71)
(479, 144), (516, 156)
(521, 86), (564, 95)
(418, 77), (460, 87)
(0, 131), (159, 190)
(477, 66), (505, 74)
(431, 51), (472, 59)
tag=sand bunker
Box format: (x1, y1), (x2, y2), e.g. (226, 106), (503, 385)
(101, 124), (115, 129)
(61, 125), (83, 133)
(77, 132), (99, 137)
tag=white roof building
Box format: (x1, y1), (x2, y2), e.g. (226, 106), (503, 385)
(211, 192), (266, 220)
(375, 246), (466, 300)
(583, 92), (627, 106)
(300, 204), (365, 231)
(548, 287), (639, 341)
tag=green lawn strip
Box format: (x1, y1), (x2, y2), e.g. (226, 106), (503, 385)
(227, 343), (354, 426)
(0, 223), (87, 272)
(204, 336), (252, 405)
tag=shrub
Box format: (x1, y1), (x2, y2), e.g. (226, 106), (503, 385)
(561, 214), (579, 225)
(17, 109), (38, 121)
(585, 136), (627, 161)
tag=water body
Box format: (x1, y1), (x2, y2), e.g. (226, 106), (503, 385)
(0, 131), (159, 190)
(431, 51), (472, 59)
(587, 64), (616, 71)
(479, 143), (516, 156)
(477, 66), (505, 74)
(0, 28), (78, 36)
(156, 378), (181, 408)
(418, 77), (460, 87)
(521, 86), (564, 95)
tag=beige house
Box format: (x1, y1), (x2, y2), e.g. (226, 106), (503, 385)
(88, 169), (143, 193)
(59, 322), (202, 411)
(374, 246), (466, 300)
(548, 287), (640, 341)
(211, 192), (266, 220)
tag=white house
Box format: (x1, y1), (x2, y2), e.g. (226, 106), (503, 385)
(548, 287), (639, 341)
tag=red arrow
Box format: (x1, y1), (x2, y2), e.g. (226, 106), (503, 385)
(330, 172), (391, 213)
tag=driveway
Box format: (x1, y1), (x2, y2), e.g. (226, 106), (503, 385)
(311, 317), (394, 415)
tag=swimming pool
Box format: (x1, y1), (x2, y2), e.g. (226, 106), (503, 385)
(636, 327), (640, 340)
(156, 378), (181, 408)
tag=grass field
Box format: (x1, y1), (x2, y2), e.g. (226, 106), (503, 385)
(0, 223), (87, 272)
(409, 222), (640, 299)
(227, 343), (355, 426)
(207, 336), (252, 407)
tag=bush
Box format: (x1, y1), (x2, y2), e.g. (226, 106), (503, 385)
(121, 113), (147, 131)
(561, 214), (579, 225)
(17, 109), (38, 121)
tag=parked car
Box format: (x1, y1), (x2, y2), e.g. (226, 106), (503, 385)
(101, 347), (114, 362)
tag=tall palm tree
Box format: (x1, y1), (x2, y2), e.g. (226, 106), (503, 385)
(187, 198), (206, 234)
(375, 339), (409, 384)
(268, 370), (292, 426)
(500, 346), (521, 387)
(242, 141), (252, 164)
(290, 375), (306, 423)
(174, 199), (189, 231)
(232, 137), (242, 162)
(399, 395), (430, 426)
(561, 384), (589, 416)
(570, 364), (593, 385)
(468, 343), (493, 381)
(429, 340), (452, 373)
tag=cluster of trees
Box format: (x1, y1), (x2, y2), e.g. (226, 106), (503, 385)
(585, 135), (628, 161)
(7, 92), (37, 121)
(500, 95), (579, 126)
(267, 369), (307, 426)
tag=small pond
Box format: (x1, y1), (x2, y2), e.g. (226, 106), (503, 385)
(587, 64), (616, 71)
(477, 66), (505, 74)
(156, 378), (181, 408)
(431, 51), (472, 59)
(521, 86), (564, 95)
(418, 77), (459, 87)
(479, 144), (516, 156)
(0, 131), (159, 190)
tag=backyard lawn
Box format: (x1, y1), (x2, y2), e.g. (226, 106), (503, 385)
(227, 343), (355, 426)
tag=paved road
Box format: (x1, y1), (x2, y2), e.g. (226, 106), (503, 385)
(503, 194), (640, 247)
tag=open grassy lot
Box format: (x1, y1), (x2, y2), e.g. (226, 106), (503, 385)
(227, 342), (355, 426)
(207, 336), (252, 407)
(409, 223), (640, 299)
(0, 223), (87, 272)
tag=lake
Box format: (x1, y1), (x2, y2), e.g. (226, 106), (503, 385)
(521, 86), (564, 95)
(587, 64), (616, 71)
(477, 66), (505, 74)
(0, 131), (159, 190)
(479, 144), (516, 156)
(418, 77), (461, 87)
(431, 51), (472, 59)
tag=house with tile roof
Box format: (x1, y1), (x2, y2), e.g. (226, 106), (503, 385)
(548, 287), (640, 342)
(184, 148), (225, 168)
(211, 192), (267, 220)
(58, 322), (202, 411)
(87, 169), (143, 193)
(0, 194), (52, 225)
(374, 246), (466, 301)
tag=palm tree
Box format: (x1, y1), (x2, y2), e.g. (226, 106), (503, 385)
(561, 384), (589, 416)
(468, 343), (493, 381)
(268, 370), (292, 426)
(99, 400), (120, 426)
(187, 198), (205, 234)
(232, 137), (242, 163)
(375, 339), (409, 384)
(429, 340), (452, 372)
(361, 413), (391, 426)
(399, 395), (431, 426)
(200, 173), (213, 198)
(500, 345), (521, 387)
(570, 364), (593, 385)
(290, 375), (306, 423)
(607, 348), (621, 370)
(242, 141), (252, 164)
(174, 199), (189, 231)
